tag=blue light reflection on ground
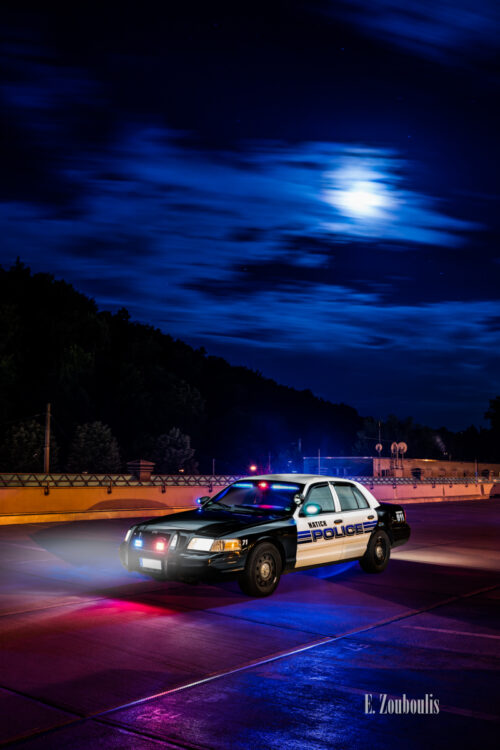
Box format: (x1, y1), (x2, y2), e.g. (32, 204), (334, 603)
(302, 561), (357, 579)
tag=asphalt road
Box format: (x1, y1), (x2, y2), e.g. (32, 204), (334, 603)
(0, 500), (499, 749)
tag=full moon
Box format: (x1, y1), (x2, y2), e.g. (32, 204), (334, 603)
(323, 165), (395, 221)
(336, 180), (393, 218)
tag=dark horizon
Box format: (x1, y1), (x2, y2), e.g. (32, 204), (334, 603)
(1, 1), (499, 430)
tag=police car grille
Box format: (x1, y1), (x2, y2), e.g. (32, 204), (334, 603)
(139, 532), (172, 551)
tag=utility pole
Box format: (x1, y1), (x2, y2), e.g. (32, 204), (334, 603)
(212, 458), (215, 476)
(378, 421), (382, 477)
(44, 403), (51, 474)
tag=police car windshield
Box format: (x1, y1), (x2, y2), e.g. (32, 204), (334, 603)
(210, 481), (303, 514)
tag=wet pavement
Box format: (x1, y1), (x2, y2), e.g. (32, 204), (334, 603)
(0, 500), (499, 748)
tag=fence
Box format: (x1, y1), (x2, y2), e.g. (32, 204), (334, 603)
(0, 473), (498, 488)
(0, 473), (241, 488)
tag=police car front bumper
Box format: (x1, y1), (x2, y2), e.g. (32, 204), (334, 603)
(119, 542), (246, 582)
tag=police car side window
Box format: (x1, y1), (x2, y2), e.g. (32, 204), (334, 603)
(305, 484), (335, 513)
(334, 484), (358, 511)
(353, 487), (369, 509)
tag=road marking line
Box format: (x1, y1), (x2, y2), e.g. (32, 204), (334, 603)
(97, 636), (333, 713)
(404, 625), (500, 640)
(97, 582), (499, 718)
(2, 582), (499, 747)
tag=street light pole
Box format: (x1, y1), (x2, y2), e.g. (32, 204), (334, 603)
(43, 403), (51, 474)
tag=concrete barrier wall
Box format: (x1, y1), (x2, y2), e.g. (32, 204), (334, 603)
(0, 479), (496, 525)
(0, 484), (226, 525)
(369, 481), (495, 504)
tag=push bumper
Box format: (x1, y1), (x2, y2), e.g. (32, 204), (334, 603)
(119, 542), (246, 582)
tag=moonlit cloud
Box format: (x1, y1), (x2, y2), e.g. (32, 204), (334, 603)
(321, 153), (477, 244)
(320, 0), (500, 63)
(1, 125), (497, 432)
(0, 129), (483, 326)
(0, 0), (498, 429)
(0, 128), (485, 317)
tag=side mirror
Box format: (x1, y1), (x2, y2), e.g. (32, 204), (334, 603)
(303, 502), (322, 516)
(197, 496), (211, 507)
(293, 495), (303, 506)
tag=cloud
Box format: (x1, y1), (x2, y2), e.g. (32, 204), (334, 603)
(165, 282), (500, 355)
(317, 1), (500, 64)
(0, 128), (490, 335)
(0, 126), (497, 427)
(321, 154), (479, 245)
(1, 131), (484, 307)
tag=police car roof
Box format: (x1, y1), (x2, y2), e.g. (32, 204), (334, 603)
(240, 474), (349, 484)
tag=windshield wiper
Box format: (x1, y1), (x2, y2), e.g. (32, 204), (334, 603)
(231, 506), (260, 513)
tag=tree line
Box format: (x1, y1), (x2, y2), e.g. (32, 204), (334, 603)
(1, 261), (499, 474)
(0, 420), (197, 474)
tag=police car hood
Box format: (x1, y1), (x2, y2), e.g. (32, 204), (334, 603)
(139, 508), (286, 537)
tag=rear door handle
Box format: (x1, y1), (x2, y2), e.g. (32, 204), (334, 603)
(367, 515), (375, 519)
(334, 519), (343, 524)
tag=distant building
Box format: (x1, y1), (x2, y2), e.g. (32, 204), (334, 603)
(302, 456), (500, 479)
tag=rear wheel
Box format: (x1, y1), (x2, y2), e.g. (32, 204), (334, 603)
(238, 542), (282, 597)
(359, 529), (390, 573)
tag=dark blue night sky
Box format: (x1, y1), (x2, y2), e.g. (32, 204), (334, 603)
(1, 1), (499, 429)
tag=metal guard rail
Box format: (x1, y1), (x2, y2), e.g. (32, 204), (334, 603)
(0, 473), (498, 488)
(0, 473), (242, 487)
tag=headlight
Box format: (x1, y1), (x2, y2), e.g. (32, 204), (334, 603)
(125, 527), (134, 542)
(187, 537), (215, 551)
(187, 537), (242, 552)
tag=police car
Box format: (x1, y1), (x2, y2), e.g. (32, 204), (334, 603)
(119, 474), (411, 597)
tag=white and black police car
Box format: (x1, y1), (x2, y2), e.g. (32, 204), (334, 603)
(120, 474), (411, 597)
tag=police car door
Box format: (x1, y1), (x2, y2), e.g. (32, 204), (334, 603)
(330, 483), (375, 560)
(294, 483), (345, 568)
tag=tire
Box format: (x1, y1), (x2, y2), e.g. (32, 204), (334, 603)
(359, 529), (391, 573)
(238, 542), (282, 597)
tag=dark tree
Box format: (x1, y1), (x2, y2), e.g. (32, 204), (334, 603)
(0, 419), (59, 473)
(485, 398), (500, 433)
(153, 428), (198, 474)
(67, 422), (121, 473)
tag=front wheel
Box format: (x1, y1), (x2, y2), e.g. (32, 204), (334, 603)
(238, 542), (282, 597)
(359, 529), (390, 573)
